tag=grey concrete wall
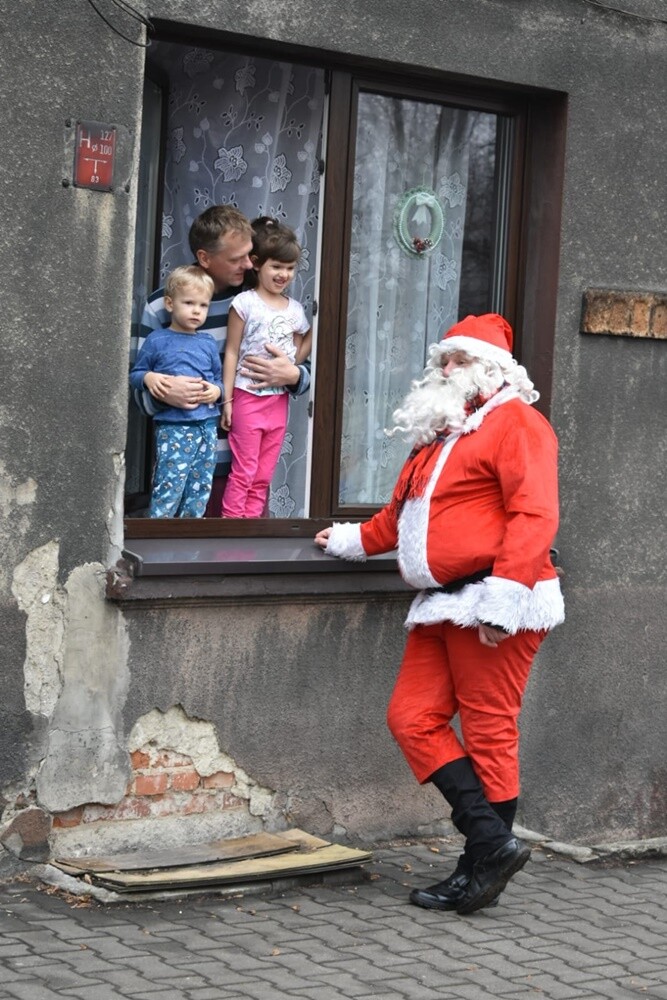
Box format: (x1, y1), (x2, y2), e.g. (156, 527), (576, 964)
(1, 0), (666, 855)
(0, 3), (142, 821)
(121, 595), (448, 841)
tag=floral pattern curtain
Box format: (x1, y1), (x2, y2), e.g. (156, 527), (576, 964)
(142, 42), (325, 517)
(339, 95), (497, 506)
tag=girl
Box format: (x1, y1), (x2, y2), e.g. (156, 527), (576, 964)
(221, 219), (311, 517)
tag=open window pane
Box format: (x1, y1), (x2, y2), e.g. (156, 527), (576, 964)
(338, 93), (506, 507)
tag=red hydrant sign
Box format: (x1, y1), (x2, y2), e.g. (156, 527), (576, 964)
(74, 121), (116, 191)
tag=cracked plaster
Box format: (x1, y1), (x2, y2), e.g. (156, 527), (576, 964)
(35, 563), (131, 812)
(11, 541), (65, 717)
(128, 705), (278, 820)
(0, 458), (38, 594)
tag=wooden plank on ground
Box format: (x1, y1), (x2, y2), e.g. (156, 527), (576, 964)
(88, 843), (372, 892)
(278, 829), (331, 851)
(54, 831), (299, 873)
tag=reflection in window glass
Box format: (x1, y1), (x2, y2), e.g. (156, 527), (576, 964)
(339, 94), (503, 507)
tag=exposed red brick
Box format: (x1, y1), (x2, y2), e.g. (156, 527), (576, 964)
(202, 770), (235, 789)
(112, 797), (153, 820)
(183, 795), (208, 815)
(582, 288), (667, 340)
(133, 773), (169, 796)
(151, 796), (178, 817)
(170, 769), (201, 792)
(629, 298), (650, 333)
(81, 803), (115, 823)
(223, 792), (246, 809)
(608, 299), (629, 333)
(52, 806), (84, 829)
(651, 303), (667, 337)
(152, 749), (193, 768)
(180, 789), (236, 815)
(130, 750), (151, 770)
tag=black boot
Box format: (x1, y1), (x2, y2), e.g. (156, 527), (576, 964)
(429, 757), (513, 861)
(428, 760), (528, 914)
(409, 856), (472, 910)
(457, 836), (530, 914)
(490, 797), (517, 832)
(409, 761), (513, 911)
(459, 798), (517, 872)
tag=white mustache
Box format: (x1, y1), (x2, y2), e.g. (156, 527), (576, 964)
(387, 361), (504, 446)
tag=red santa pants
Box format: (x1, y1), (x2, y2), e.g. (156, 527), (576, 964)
(386, 621), (546, 802)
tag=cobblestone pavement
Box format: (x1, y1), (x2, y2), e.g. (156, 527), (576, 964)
(0, 837), (666, 1000)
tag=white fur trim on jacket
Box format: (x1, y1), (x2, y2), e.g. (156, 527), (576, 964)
(405, 575), (565, 633)
(461, 386), (521, 434)
(397, 437), (459, 588)
(325, 521), (366, 561)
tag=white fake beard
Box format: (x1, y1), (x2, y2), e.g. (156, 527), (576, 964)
(387, 361), (505, 446)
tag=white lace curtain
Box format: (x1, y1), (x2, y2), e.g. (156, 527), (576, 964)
(339, 95), (494, 506)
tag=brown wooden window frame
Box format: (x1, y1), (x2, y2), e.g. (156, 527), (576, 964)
(125, 27), (566, 545)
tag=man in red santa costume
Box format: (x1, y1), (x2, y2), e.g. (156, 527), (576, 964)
(315, 313), (564, 915)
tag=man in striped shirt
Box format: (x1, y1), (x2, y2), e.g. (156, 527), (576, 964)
(135, 205), (311, 514)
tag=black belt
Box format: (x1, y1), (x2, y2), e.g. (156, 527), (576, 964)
(425, 567), (492, 596)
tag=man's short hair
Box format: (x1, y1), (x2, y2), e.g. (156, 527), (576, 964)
(188, 205), (253, 255)
(164, 265), (215, 300)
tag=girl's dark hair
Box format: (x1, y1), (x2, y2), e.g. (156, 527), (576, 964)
(250, 216), (301, 267)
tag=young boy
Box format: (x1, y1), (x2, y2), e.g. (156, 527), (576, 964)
(130, 266), (222, 517)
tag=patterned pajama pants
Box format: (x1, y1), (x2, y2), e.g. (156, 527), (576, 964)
(149, 419), (218, 518)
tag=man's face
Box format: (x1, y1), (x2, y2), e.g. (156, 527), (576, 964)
(442, 350), (474, 377)
(196, 231), (253, 291)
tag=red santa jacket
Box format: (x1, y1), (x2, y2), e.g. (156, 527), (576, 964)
(325, 389), (564, 634)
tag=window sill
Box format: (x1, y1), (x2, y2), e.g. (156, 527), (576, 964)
(108, 536), (410, 604)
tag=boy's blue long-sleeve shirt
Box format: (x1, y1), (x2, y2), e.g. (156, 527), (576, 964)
(129, 328), (223, 423)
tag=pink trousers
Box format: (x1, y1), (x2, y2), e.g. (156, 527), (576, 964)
(386, 621), (546, 802)
(222, 388), (288, 518)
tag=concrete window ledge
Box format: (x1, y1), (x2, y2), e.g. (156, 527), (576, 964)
(107, 538), (411, 605)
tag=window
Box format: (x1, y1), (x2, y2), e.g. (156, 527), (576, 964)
(125, 33), (563, 540)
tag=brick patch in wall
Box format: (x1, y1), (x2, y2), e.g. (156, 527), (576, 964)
(52, 744), (241, 829)
(581, 288), (667, 340)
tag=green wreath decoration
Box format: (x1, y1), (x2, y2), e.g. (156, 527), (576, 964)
(393, 187), (444, 258)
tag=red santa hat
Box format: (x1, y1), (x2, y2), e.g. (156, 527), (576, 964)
(439, 313), (515, 368)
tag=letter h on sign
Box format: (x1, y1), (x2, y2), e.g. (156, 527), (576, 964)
(74, 121), (116, 191)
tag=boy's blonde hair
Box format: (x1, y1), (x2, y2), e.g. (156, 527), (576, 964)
(165, 265), (215, 300)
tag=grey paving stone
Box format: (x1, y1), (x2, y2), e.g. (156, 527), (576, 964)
(93, 968), (166, 992)
(366, 977), (457, 1000)
(0, 843), (665, 1000)
(0, 972), (30, 989)
(185, 990), (242, 1000)
(8, 964), (104, 991)
(2, 985), (82, 1000)
(276, 988), (364, 1000)
(58, 987), (141, 1000)
(635, 986), (667, 1000)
